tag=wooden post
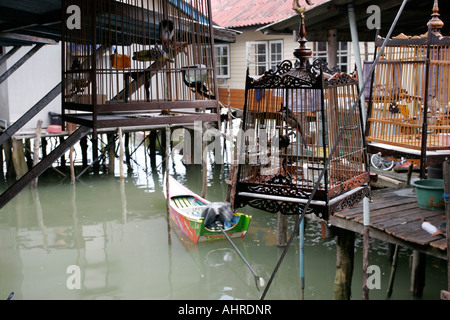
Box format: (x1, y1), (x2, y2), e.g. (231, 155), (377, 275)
(107, 133), (115, 174)
(11, 139), (28, 180)
(333, 228), (355, 300)
(442, 160), (450, 299)
(387, 244), (399, 297)
(165, 125), (172, 245)
(410, 250), (426, 297)
(362, 197), (370, 300)
(80, 136), (88, 168)
(31, 120), (43, 188)
(277, 213), (288, 247)
(118, 128), (124, 180)
(201, 123), (207, 199)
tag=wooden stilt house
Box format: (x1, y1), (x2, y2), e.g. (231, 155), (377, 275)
(366, 0), (450, 176)
(231, 3), (370, 221)
(62, 0), (221, 130)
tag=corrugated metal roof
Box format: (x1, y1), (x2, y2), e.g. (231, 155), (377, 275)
(210, 0), (327, 28)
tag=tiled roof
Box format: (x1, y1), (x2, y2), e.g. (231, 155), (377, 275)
(210, 0), (325, 28)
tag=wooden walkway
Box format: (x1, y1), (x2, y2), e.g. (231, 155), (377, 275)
(329, 187), (447, 260)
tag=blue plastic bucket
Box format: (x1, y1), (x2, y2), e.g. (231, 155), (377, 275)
(412, 179), (445, 210)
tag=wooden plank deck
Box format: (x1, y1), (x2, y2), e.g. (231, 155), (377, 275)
(329, 187), (447, 259)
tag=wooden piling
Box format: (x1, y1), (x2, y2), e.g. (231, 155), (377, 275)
(11, 139), (28, 180)
(387, 244), (399, 297)
(118, 127), (124, 180)
(442, 160), (450, 299)
(333, 228), (355, 300)
(107, 133), (115, 174)
(165, 125), (172, 245)
(277, 213), (288, 247)
(410, 250), (426, 297)
(31, 120), (43, 188)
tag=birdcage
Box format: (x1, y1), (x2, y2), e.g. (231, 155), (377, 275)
(232, 10), (370, 221)
(61, 0), (219, 129)
(366, 1), (450, 174)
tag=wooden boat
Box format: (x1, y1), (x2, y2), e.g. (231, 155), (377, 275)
(164, 176), (252, 243)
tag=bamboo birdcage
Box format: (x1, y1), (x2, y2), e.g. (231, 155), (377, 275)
(366, 1), (450, 173)
(232, 7), (370, 221)
(62, 0), (219, 129)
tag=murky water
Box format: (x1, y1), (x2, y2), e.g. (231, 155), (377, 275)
(0, 140), (447, 300)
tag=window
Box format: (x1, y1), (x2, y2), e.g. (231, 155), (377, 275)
(215, 44), (230, 78)
(246, 40), (283, 77)
(312, 41), (349, 73)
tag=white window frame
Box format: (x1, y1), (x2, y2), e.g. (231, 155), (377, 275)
(214, 44), (230, 79)
(246, 40), (283, 78)
(312, 41), (350, 73)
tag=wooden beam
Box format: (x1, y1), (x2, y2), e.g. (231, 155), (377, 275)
(0, 44), (43, 85)
(0, 46), (20, 67)
(0, 82), (62, 146)
(0, 126), (92, 210)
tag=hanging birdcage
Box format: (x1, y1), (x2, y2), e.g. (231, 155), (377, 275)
(232, 5), (370, 221)
(366, 1), (450, 175)
(61, 0), (220, 129)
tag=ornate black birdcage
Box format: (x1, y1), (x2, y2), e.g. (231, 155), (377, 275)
(232, 5), (370, 221)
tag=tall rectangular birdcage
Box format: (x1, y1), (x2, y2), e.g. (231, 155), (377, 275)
(366, 2), (450, 173)
(233, 59), (370, 221)
(62, 0), (219, 129)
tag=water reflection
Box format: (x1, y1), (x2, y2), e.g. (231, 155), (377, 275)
(0, 142), (447, 300)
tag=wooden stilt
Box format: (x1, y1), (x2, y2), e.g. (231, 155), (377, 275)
(125, 132), (132, 172)
(59, 137), (66, 171)
(333, 228), (355, 300)
(11, 139), (28, 180)
(165, 125), (172, 245)
(31, 120), (43, 188)
(80, 136), (88, 168)
(441, 160), (450, 299)
(410, 250), (426, 297)
(201, 123), (207, 199)
(277, 213), (288, 247)
(118, 128), (124, 180)
(387, 244), (400, 297)
(3, 139), (14, 178)
(107, 133), (115, 174)
(149, 130), (157, 169)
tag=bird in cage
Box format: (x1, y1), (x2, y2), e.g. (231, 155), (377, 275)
(132, 46), (174, 63)
(159, 19), (174, 44)
(159, 19), (189, 56)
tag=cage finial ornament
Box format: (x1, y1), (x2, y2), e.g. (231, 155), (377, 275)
(427, 0), (444, 36)
(292, 0), (313, 69)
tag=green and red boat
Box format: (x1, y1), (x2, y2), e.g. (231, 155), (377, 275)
(164, 176), (252, 243)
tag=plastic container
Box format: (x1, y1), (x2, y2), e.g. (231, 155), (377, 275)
(412, 179), (445, 210)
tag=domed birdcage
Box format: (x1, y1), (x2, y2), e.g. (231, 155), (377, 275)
(231, 3), (370, 221)
(366, 0), (450, 177)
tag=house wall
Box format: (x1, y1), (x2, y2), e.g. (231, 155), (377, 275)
(217, 29), (375, 110)
(0, 44), (62, 134)
(217, 30), (298, 109)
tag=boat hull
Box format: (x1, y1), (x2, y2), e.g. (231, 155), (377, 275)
(165, 176), (252, 243)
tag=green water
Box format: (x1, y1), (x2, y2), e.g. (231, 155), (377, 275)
(0, 144), (447, 300)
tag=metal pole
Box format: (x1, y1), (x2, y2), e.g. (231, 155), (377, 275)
(348, 3), (366, 129)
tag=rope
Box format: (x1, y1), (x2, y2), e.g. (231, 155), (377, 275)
(260, 0), (410, 300)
